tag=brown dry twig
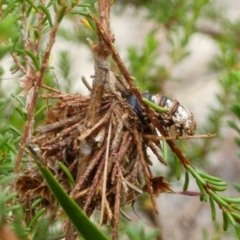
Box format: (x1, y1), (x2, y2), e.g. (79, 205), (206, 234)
(144, 133), (216, 141)
(14, 5), (69, 175)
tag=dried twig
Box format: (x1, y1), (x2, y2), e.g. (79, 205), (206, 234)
(81, 76), (92, 91)
(133, 127), (159, 214)
(10, 53), (26, 75)
(14, 5), (65, 174)
(70, 137), (107, 198)
(148, 141), (167, 165)
(111, 132), (132, 183)
(75, 1), (113, 208)
(112, 166), (122, 240)
(85, 0), (112, 127)
(78, 110), (112, 141)
(41, 84), (62, 93)
(36, 113), (85, 134)
(144, 133), (216, 141)
(83, 156), (105, 213)
(100, 118), (112, 226)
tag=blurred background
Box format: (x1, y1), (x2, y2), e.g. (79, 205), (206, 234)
(1, 0), (240, 239)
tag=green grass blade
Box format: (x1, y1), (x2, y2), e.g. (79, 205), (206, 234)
(28, 145), (109, 240)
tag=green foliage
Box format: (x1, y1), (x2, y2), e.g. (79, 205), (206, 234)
(227, 70), (240, 153)
(0, 16), (19, 41)
(120, 0), (240, 239)
(145, 0), (210, 27)
(125, 222), (159, 240)
(127, 34), (165, 93)
(0, 160), (27, 239)
(0, 1), (108, 239)
(57, 50), (76, 93)
(1, 0), (240, 239)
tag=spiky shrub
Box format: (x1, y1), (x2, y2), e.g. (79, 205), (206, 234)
(1, 1), (240, 240)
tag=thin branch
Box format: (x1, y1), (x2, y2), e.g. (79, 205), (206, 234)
(112, 167), (122, 240)
(10, 53), (26, 74)
(41, 84), (62, 93)
(70, 137), (107, 198)
(98, 0), (111, 33)
(43, 121), (83, 146)
(111, 132), (132, 183)
(144, 133), (216, 141)
(90, 14), (139, 97)
(85, 0), (112, 127)
(78, 110), (112, 141)
(81, 76), (92, 91)
(100, 118), (112, 226)
(133, 126), (159, 214)
(110, 112), (128, 151)
(34, 0), (45, 53)
(36, 113), (85, 134)
(83, 156), (105, 213)
(14, 6), (64, 174)
(103, 195), (113, 221)
(148, 141), (167, 165)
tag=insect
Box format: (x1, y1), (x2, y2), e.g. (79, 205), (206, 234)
(126, 93), (196, 136)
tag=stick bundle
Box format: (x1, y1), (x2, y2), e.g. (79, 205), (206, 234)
(16, 91), (167, 232)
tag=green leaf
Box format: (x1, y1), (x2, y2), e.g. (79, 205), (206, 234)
(208, 190), (229, 208)
(232, 212), (240, 222)
(143, 98), (168, 113)
(231, 204), (240, 212)
(57, 6), (68, 23)
(35, 104), (51, 117)
(15, 106), (27, 121)
(11, 94), (25, 107)
(25, 0), (39, 12)
(27, 145), (109, 240)
(0, 174), (16, 185)
(58, 161), (75, 189)
(205, 179), (227, 187)
(228, 120), (240, 134)
(24, 50), (40, 71)
(234, 225), (240, 240)
(209, 185), (227, 192)
(28, 208), (46, 228)
(0, 16), (18, 43)
(183, 171), (189, 191)
(39, 4), (53, 28)
(231, 105), (240, 119)
(174, 154), (181, 180)
(196, 180), (207, 202)
(234, 183), (240, 193)
(186, 165), (206, 185)
(31, 198), (42, 209)
(0, 163), (14, 173)
(198, 172), (222, 183)
(209, 196), (216, 221)
(0, 43), (14, 59)
(222, 210), (229, 231)
(162, 139), (168, 162)
(0, 134), (12, 147)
